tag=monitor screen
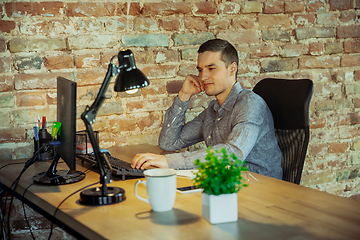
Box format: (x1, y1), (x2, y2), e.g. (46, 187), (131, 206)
(57, 77), (77, 170)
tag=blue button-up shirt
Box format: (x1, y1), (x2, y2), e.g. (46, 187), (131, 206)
(159, 82), (283, 179)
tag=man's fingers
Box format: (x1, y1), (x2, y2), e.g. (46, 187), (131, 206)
(131, 153), (169, 170)
(189, 74), (200, 82)
(131, 153), (147, 169)
(188, 77), (203, 93)
(189, 75), (204, 92)
(140, 161), (152, 170)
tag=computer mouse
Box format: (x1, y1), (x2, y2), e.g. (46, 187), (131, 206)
(99, 149), (111, 155)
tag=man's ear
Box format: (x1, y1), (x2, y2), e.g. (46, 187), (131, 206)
(229, 62), (237, 76)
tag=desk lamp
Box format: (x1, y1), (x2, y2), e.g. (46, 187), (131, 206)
(80, 49), (149, 205)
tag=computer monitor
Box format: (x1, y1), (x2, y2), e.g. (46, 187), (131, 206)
(33, 77), (85, 185)
(57, 76), (77, 170)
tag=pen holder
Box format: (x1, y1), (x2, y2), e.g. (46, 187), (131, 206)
(34, 128), (55, 161)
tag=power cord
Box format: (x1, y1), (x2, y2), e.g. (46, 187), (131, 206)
(21, 163), (95, 240)
(0, 162), (27, 171)
(47, 181), (99, 240)
(0, 189), (7, 240)
(2, 153), (96, 240)
(0, 162), (28, 221)
(22, 183), (36, 240)
(1, 145), (45, 239)
(1, 163), (28, 240)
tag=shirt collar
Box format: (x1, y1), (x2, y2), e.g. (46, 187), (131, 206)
(213, 81), (243, 112)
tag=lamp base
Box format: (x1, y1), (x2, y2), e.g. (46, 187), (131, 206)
(80, 186), (126, 205)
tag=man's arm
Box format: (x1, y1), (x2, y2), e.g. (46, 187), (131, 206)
(131, 98), (265, 171)
(131, 99), (206, 170)
(164, 120), (262, 170)
(158, 97), (205, 151)
(165, 92), (274, 171)
(158, 74), (206, 151)
(131, 74), (205, 170)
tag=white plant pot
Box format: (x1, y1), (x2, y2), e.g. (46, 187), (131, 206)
(202, 192), (238, 224)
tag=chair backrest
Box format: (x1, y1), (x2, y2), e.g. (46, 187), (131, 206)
(253, 78), (313, 184)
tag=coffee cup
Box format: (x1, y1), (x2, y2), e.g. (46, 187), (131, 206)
(134, 169), (177, 212)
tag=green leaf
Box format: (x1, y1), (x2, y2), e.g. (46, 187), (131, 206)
(193, 146), (249, 195)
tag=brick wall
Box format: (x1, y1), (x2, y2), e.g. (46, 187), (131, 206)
(1, 0), (359, 201)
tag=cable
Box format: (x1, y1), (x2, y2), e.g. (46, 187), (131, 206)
(5, 168), (30, 239)
(0, 189), (7, 240)
(4, 145), (45, 239)
(0, 162), (27, 240)
(0, 161), (44, 240)
(0, 162), (27, 171)
(6, 170), (27, 239)
(2, 152), (94, 239)
(21, 163), (95, 240)
(22, 183), (36, 240)
(47, 181), (99, 240)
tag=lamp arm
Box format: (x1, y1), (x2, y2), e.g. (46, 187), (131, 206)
(81, 61), (122, 196)
(86, 62), (122, 124)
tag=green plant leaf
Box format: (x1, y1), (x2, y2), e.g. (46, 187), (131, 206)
(193, 146), (249, 195)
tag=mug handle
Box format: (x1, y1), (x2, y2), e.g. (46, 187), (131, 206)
(135, 180), (149, 204)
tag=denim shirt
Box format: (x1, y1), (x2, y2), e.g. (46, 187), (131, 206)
(159, 82), (283, 179)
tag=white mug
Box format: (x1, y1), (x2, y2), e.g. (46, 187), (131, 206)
(134, 169), (177, 212)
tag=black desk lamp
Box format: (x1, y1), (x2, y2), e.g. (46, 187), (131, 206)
(79, 49), (149, 205)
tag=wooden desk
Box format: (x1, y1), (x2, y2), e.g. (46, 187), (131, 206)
(1, 145), (360, 240)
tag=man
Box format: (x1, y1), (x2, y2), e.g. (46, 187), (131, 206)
(131, 39), (283, 179)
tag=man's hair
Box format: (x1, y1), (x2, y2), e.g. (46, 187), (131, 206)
(198, 39), (239, 70)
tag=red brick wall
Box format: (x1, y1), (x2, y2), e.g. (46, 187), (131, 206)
(1, 0), (359, 200)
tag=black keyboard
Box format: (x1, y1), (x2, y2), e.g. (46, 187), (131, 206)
(77, 153), (144, 181)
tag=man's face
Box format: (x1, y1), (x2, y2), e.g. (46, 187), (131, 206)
(197, 51), (236, 103)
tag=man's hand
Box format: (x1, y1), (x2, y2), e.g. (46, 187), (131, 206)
(131, 153), (169, 170)
(178, 74), (204, 101)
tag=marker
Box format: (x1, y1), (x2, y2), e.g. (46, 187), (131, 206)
(38, 116), (41, 130)
(42, 116), (46, 128)
(52, 126), (56, 140)
(51, 122), (61, 140)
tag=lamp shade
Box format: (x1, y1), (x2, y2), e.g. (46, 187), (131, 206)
(114, 50), (150, 92)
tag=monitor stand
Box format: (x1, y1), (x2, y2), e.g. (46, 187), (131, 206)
(33, 154), (85, 185)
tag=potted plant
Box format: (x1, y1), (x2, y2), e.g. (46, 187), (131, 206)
(193, 147), (248, 224)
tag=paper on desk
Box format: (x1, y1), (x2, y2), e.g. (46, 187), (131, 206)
(176, 169), (198, 179)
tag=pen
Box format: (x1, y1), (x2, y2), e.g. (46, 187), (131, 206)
(38, 116), (41, 130)
(34, 126), (39, 141)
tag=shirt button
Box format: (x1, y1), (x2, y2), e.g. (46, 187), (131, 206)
(167, 124), (170, 127)
(179, 107), (182, 110)
(208, 136), (211, 139)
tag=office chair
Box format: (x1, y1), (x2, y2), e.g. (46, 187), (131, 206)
(253, 78), (313, 184)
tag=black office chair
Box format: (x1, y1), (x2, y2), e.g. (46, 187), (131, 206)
(253, 78), (314, 184)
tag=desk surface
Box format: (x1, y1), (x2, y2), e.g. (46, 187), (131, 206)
(1, 144), (360, 240)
